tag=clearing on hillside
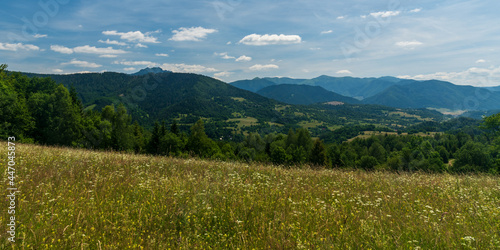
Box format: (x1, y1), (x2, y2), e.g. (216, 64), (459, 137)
(1, 143), (499, 249)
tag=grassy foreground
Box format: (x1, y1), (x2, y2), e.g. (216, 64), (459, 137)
(1, 143), (500, 249)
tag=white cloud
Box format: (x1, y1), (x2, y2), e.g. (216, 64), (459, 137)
(370, 11), (400, 18)
(124, 67), (136, 71)
(249, 64), (279, 71)
(169, 27), (218, 42)
(160, 63), (218, 73)
(155, 53), (169, 57)
(103, 30), (160, 43)
(398, 66), (500, 87)
(51, 45), (74, 54)
(62, 59), (102, 68)
(239, 34), (302, 46)
(321, 30), (333, 34)
(99, 39), (127, 46)
(214, 71), (232, 78)
(337, 16), (345, 20)
(395, 41), (423, 48)
(361, 15), (367, 19)
(73, 45), (127, 54)
(52, 69), (63, 73)
(99, 54), (118, 58)
(114, 60), (158, 67)
(34, 34), (47, 38)
(476, 59), (486, 64)
(51, 45), (127, 55)
(135, 43), (148, 48)
(0, 43), (40, 51)
(336, 69), (353, 75)
(236, 55), (252, 62)
(410, 8), (422, 13)
(215, 52), (235, 59)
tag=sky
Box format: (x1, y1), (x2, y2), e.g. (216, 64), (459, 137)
(1, 0), (500, 86)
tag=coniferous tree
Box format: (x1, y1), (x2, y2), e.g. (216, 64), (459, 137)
(310, 139), (327, 167)
(133, 121), (145, 153)
(187, 119), (220, 158)
(148, 121), (161, 154)
(170, 119), (180, 135)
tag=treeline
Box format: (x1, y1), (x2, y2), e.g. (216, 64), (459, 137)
(1, 65), (499, 174)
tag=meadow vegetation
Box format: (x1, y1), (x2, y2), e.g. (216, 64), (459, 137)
(1, 143), (500, 249)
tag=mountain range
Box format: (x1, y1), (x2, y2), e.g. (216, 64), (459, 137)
(231, 76), (500, 111)
(256, 84), (360, 105)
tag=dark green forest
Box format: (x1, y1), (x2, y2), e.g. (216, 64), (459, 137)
(1, 64), (499, 174)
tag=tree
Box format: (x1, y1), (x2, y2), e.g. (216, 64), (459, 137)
(148, 121), (161, 154)
(133, 121), (145, 153)
(327, 144), (342, 168)
(453, 141), (492, 173)
(110, 103), (134, 151)
(187, 119), (220, 158)
(0, 67), (34, 140)
(288, 145), (307, 164)
(160, 120), (167, 138)
(357, 156), (378, 170)
(387, 154), (402, 171)
(271, 146), (288, 165)
(436, 146), (449, 163)
(35, 85), (83, 146)
(170, 119), (180, 135)
(310, 139), (327, 167)
(296, 128), (313, 154)
(482, 113), (500, 167)
(369, 142), (386, 163)
(286, 128), (296, 148)
(159, 132), (184, 156)
(238, 147), (256, 162)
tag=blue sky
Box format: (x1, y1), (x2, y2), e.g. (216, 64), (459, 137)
(1, 0), (500, 86)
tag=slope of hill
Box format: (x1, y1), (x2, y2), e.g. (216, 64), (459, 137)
(256, 84), (360, 105)
(363, 80), (500, 110)
(12, 143), (500, 249)
(19, 71), (281, 123)
(486, 86), (500, 92)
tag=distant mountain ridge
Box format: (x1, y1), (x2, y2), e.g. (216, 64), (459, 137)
(231, 75), (500, 111)
(362, 80), (500, 110)
(231, 75), (408, 100)
(256, 84), (360, 105)
(131, 67), (171, 76)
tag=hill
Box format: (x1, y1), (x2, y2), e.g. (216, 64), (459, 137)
(5, 142), (499, 249)
(363, 80), (500, 110)
(18, 71), (283, 128)
(256, 84), (360, 105)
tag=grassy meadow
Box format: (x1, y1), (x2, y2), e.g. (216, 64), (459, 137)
(1, 143), (500, 249)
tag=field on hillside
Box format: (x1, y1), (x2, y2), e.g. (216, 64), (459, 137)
(1, 143), (500, 249)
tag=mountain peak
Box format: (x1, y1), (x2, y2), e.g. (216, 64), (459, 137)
(131, 67), (171, 76)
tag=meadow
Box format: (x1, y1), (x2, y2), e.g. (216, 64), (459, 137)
(1, 143), (500, 249)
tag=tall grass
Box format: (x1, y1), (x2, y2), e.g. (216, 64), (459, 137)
(1, 143), (500, 249)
